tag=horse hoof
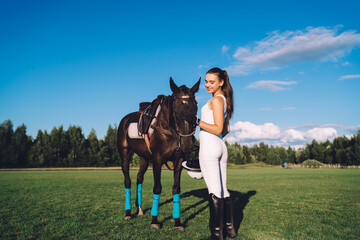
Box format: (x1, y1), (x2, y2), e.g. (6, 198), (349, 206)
(173, 225), (184, 231)
(150, 223), (161, 229)
(137, 207), (143, 216)
(124, 215), (133, 220)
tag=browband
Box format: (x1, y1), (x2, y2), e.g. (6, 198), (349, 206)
(175, 95), (194, 99)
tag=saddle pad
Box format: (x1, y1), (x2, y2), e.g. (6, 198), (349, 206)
(127, 105), (161, 139)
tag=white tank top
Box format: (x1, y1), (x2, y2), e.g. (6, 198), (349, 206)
(200, 94), (227, 125)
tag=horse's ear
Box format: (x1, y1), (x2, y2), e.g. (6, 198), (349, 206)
(190, 77), (201, 94)
(170, 77), (180, 93)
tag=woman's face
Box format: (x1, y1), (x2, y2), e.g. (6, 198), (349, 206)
(205, 73), (224, 94)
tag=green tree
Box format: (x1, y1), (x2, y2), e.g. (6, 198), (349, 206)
(350, 130), (360, 165)
(13, 124), (32, 167)
(86, 129), (100, 166)
(287, 146), (296, 163)
(67, 125), (86, 166)
(243, 145), (252, 163)
(266, 146), (281, 165)
(227, 142), (244, 164)
(250, 144), (259, 162)
(0, 120), (15, 167)
(300, 145), (311, 163)
(310, 140), (325, 162)
(104, 124), (120, 166)
(42, 130), (53, 167)
(332, 136), (349, 164)
(258, 142), (268, 163)
(324, 145), (333, 164)
(29, 130), (44, 167)
(277, 146), (288, 163)
(98, 139), (110, 166)
(295, 148), (303, 164)
(50, 126), (69, 167)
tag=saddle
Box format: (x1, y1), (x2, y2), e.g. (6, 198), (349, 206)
(127, 95), (166, 154)
(138, 95), (165, 136)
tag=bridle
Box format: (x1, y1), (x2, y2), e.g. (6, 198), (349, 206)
(172, 95), (197, 137)
(154, 95), (197, 152)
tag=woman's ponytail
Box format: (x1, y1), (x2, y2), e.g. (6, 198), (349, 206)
(206, 68), (234, 130)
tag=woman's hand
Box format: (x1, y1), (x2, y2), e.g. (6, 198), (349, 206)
(179, 112), (200, 127)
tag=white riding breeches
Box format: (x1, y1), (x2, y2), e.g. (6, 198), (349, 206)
(199, 130), (230, 199)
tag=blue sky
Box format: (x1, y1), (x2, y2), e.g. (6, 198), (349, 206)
(1, 0), (359, 148)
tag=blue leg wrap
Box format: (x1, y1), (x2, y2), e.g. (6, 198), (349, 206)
(173, 194), (180, 219)
(136, 184), (142, 207)
(125, 188), (132, 211)
(151, 193), (161, 216)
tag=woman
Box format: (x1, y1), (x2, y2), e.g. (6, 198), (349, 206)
(181, 67), (236, 240)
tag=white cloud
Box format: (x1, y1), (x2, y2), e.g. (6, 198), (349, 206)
(225, 121), (343, 147)
(306, 128), (337, 142)
(227, 26), (360, 75)
(288, 123), (345, 130)
(222, 45), (230, 54)
(231, 122), (281, 140)
(345, 125), (360, 131)
(245, 80), (296, 91)
(281, 129), (305, 143)
(338, 74), (360, 80)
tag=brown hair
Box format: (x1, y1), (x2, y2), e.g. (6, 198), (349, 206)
(206, 67), (234, 128)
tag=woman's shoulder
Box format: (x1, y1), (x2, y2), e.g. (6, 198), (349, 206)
(209, 95), (225, 110)
(213, 95), (226, 105)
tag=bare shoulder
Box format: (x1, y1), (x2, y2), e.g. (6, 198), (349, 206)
(213, 95), (225, 106)
(209, 96), (224, 110)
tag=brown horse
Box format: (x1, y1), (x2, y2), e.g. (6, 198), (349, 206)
(117, 77), (200, 230)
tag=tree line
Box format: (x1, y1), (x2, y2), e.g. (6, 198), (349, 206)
(225, 133), (360, 166)
(1, 119), (359, 168)
(0, 120), (119, 168)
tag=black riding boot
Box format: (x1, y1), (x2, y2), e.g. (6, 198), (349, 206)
(224, 196), (237, 238)
(208, 194), (224, 240)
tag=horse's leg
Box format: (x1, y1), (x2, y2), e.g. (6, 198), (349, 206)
(120, 148), (133, 220)
(172, 158), (184, 230)
(136, 157), (149, 215)
(150, 158), (162, 229)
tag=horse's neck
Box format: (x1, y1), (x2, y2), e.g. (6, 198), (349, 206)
(158, 96), (174, 129)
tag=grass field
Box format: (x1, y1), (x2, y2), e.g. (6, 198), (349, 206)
(0, 168), (359, 239)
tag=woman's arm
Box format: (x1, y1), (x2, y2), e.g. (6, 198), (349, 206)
(199, 96), (224, 136)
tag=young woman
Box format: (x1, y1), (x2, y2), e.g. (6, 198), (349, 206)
(181, 67), (236, 239)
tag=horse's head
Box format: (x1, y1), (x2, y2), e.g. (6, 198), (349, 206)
(170, 77), (200, 153)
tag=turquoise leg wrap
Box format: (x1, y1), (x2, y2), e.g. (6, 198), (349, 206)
(172, 194), (180, 219)
(125, 188), (132, 211)
(151, 193), (161, 216)
(136, 184), (142, 207)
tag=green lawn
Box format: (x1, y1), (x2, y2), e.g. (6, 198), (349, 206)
(0, 168), (359, 239)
